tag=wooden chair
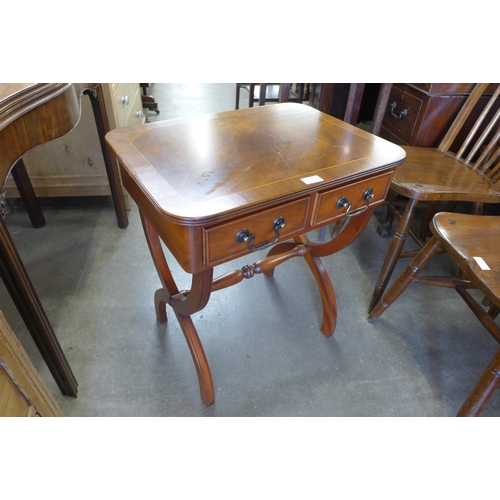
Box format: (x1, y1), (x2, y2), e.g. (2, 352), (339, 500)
(368, 83), (500, 314)
(368, 211), (500, 416)
(235, 83), (305, 109)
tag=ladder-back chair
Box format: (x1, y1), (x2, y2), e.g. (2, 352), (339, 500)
(368, 83), (500, 313)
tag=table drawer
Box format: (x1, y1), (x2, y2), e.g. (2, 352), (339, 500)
(383, 86), (423, 138)
(204, 197), (310, 265)
(313, 172), (393, 225)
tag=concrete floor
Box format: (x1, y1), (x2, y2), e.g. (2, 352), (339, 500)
(2, 83), (500, 417)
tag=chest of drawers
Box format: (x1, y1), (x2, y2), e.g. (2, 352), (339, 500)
(379, 84), (484, 147)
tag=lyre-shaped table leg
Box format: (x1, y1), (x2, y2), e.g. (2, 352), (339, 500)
(139, 210), (215, 406)
(294, 234), (337, 337)
(262, 240), (337, 337)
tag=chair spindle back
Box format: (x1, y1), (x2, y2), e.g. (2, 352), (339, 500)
(439, 83), (500, 183)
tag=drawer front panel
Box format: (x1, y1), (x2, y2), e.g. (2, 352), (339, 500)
(112, 83), (143, 127)
(313, 173), (393, 225)
(384, 86), (423, 138)
(204, 197), (310, 265)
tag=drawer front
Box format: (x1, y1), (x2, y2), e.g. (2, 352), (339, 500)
(111, 83), (144, 127)
(313, 173), (393, 225)
(383, 86), (423, 138)
(204, 197), (310, 265)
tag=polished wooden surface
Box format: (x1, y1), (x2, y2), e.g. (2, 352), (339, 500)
(106, 103), (406, 405)
(369, 83), (500, 314)
(379, 83), (500, 147)
(368, 212), (500, 416)
(0, 84), (82, 397)
(0, 83), (129, 398)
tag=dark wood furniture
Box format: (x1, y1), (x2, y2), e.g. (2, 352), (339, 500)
(0, 83), (128, 398)
(106, 103), (406, 406)
(379, 84), (497, 147)
(309, 83), (384, 125)
(368, 212), (500, 416)
(310, 84), (495, 148)
(368, 83), (500, 314)
(235, 83), (305, 109)
(140, 83), (160, 115)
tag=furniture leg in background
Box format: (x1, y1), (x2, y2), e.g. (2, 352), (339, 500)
(83, 84), (129, 229)
(0, 217), (78, 396)
(9, 84), (129, 230)
(0, 83), (103, 397)
(140, 83), (160, 115)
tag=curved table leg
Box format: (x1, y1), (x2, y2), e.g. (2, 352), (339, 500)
(172, 309), (215, 406)
(261, 240), (337, 336)
(295, 234), (337, 337)
(262, 241), (298, 278)
(262, 211), (375, 338)
(154, 287), (169, 324)
(140, 210), (215, 405)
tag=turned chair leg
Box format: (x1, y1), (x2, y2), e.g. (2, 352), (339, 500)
(368, 197), (419, 313)
(458, 348), (500, 417)
(368, 236), (442, 322)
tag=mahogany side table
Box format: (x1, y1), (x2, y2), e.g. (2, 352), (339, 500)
(106, 103), (406, 405)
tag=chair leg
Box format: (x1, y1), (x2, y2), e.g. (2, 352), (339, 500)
(368, 197), (420, 313)
(235, 84), (240, 109)
(488, 304), (500, 319)
(259, 84), (267, 106)
(248, 84), (255, 108)
(419, 200), (439, 241)
(368, 236), (443, 322)
(279, 83), (291, 103)
(457, 348), (500, 417)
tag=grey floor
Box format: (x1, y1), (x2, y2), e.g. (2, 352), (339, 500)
(2, 83), (500, 417)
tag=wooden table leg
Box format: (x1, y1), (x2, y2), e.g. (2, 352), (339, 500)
(139, 210), (215, 406)
(0, 217), (78, 396)
(261, 240), (337, 337)
(288, 210), (375, 336)
(84, 85), (129, 229)
(295, 235), (337, 337)
(11, 158), (46, 229)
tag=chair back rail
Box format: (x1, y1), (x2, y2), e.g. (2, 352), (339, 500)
(438, 83), (500, 183)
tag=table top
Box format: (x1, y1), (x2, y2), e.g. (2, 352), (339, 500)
(0, 83), (73, 132)
(106, 103), (406, 224)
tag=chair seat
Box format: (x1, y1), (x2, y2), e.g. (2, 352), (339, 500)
(391, 147), (500, 202)
(432, 212), (500, 304)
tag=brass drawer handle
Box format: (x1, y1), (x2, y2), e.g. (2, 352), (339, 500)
(336, 187), (375, 218)
(236, 216), (286, 252)
(390, 102), (408, 119)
